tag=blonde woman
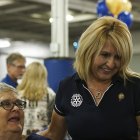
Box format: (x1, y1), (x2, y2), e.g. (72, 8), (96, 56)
(17, 62), (55, 136)
(39, 16), (140, 140)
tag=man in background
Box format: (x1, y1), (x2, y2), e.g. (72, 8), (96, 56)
(1, 52), (26, 88)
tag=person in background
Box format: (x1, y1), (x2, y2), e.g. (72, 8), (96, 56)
(39, 16), (140, 140)
(17, 62), (55, 136)
(0, 82), (50, 140)
(1, 52), (26, 88)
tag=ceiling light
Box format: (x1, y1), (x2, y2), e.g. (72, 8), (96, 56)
(31, 13), (42, 18)
(0, 39), (11, 48)
(0, 0), (14, 6)
(49, 14), (74, 23)
(66, 15), (74, 21)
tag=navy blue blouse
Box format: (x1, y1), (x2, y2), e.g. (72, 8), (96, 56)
(54, 73), (140, 140)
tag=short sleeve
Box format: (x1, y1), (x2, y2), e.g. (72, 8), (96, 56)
(54, 81), (66, 116)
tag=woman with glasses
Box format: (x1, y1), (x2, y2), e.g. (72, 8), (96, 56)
(0, 82), (50, 140)
(0, 82), (25, 140)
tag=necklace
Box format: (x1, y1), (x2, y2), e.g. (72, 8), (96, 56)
(94, 90), (102, 99)
(88, 87), (104, 99)
(87, 80), (112, 100)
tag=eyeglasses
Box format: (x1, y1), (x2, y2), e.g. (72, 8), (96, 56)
(0, 99), (26, 110)
(11, 64), (26, 69)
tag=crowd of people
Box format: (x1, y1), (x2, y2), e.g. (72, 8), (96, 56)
(0, 53), (55, 139)
(1, 16), (140, 140)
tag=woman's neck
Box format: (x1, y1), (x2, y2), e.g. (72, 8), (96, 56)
(87, 78), (112, 89)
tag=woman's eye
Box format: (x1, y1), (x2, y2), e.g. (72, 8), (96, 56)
(2, 101), (11, 106)
(101, 53), (109, 58)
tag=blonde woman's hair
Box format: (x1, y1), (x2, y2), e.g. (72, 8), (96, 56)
(17, 62), (48, 101)
(74, 16), (140, 82)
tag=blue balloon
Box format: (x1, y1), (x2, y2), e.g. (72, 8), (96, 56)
(96, 0), (109, 17)
(118, 11), (133, 28)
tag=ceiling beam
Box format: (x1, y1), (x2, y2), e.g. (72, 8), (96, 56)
(0, 29), (50, 42)
(28, 0), (139, 22)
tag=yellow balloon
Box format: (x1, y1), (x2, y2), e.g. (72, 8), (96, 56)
(122, 1), (132, 12)
(106, 0), (128, 16)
